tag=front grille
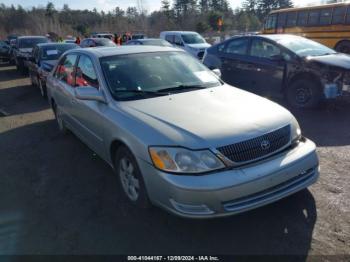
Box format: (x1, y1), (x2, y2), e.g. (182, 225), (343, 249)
(217, 125), (291, 164)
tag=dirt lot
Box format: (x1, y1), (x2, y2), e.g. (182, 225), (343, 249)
(0, 64), (349, 257)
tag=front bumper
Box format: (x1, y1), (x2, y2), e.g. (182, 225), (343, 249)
(138, 138), (319, 218)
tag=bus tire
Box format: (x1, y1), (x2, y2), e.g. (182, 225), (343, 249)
(335, 41), (350, 54)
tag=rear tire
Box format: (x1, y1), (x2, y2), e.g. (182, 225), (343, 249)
(286, 79), (323, 109)
(335, 41), (350, 54)
(114, 146), (150, 209)
(38, 78), (46, 97)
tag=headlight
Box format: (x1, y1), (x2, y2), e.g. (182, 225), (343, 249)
(149, 147), (225, 174)
(291, 117), (302, 144)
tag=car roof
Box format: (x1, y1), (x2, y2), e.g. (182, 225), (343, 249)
(161, 31), (198, 35)
(68, 46), (183, 58)
(136, 38), (164, 42)
(86, 38), (112, 41)
(257, 34), (303, 41)
(36, 42), (77, 47)
(17, 36), (47, 40)
(223, 34), (302, 43)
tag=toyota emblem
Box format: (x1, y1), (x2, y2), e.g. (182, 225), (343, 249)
(260, 140), (271, 150)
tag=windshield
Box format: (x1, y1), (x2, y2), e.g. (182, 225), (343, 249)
(96, 38), (116, 47)
(277, 36), (336, 57)
(41, 44), (77, 60)
(19, 38), (48, 48)
(143, 39), (172, 47)
(101, 51), (221, 101)
(181, 33), (205, 44)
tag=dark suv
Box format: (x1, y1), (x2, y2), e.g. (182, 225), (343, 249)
(13, 36), (48, 74)
(203, 34), (350, 108)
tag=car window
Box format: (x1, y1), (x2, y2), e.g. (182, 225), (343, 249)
(81, 39), (89, 48)
(250, 39), (281, 59)
(55, 54), (77, 86)
(165, 35), (174, 44)
(76, 55), (99, 89)
(224, 38), (249, 55)
(333, 6), (346, 24)
(18, 38), (48, 48)
(174, 35), (182, 45)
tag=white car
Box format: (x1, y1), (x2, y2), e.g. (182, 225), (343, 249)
(160, 31), (211, 59)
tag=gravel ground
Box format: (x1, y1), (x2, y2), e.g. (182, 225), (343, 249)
(0, 64), (349, 257)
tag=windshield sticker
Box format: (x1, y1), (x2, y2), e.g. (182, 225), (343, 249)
(194, 71), (218, 83)
(46, 49), (59, 55)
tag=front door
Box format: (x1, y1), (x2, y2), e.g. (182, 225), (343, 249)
(69, 54), (106, 157)
(246, 38), (285, 97)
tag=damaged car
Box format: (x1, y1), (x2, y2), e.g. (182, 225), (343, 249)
(203, 34), (350, 108)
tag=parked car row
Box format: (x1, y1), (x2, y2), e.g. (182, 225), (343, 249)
(6, 31), (350, 218)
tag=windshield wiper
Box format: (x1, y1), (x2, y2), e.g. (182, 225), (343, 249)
(157, 84), (207, 93)
(115, 89), (169, 97)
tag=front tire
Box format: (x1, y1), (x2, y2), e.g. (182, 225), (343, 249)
(114, 146), (150, 209)
(286, 79), (323, 109)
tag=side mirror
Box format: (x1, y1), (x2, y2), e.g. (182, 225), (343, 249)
(175, 41), (184, 46)
(74, 86), (107, 103)
(212, 68), (222, 78)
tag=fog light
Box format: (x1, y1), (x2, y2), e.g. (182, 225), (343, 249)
(170, 199), (214, 215)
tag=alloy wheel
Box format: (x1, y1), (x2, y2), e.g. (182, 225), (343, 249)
(119, 157), (140, 201)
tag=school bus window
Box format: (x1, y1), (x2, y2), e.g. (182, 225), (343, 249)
(286, 12), (297, 27)
(277, 12), (287, 27)
(319, 8), (332, 25)
(297, 11), (308, 26)
(308, 10), (320, 26)
(332, 6), (346, 24)
(265, 14), (277, 29)
(345, 7), (350, 24)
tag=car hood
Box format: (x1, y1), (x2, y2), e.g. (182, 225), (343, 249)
(120, 85), (293, 149)
(187, 43), (211, 49)
(305, 53), (350, 69)
(19, 48), (32, 53)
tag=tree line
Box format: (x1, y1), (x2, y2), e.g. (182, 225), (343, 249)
(0, 0), (294, 38)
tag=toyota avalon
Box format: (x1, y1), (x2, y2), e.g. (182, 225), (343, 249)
(46, 46), (319, 218)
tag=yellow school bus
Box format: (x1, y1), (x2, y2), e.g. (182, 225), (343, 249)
(262, 2), (350, 53)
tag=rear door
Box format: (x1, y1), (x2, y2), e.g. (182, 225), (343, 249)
(53, 53), (78, 128)
(218, 37), (252, 89)
(246, 38), (286, 96)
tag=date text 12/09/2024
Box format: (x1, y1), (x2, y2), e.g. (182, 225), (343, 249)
(127, 256), (220, 261)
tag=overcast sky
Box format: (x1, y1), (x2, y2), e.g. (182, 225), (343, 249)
(0, 0), (325, 13)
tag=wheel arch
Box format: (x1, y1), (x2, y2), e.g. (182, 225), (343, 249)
(286, 71), (323, 93)
(109, 139), (128, 168)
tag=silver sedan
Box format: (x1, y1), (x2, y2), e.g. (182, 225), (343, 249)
(46, 46), (319, 218)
